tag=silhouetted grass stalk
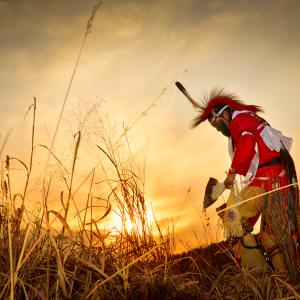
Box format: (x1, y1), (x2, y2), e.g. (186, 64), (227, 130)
(22, 97), (36, 202)
(44, 1), (102, 175)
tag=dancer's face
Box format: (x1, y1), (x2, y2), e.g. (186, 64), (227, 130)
(209, 111), (231, 137)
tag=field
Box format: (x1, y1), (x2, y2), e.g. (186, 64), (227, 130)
(1, 100), (300, 299)
(1, 2), (300, 299)
(1, 193), (300, 299)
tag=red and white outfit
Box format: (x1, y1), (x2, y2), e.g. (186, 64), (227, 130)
(228, 110), (291, 192)
(188, 87), (300, 271)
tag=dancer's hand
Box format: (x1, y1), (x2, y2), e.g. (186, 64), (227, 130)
(224, 173), (236, 189)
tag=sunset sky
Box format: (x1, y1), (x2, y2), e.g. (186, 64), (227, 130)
(1, 0), (300, 251)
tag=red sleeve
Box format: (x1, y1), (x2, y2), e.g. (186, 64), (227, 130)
(230, 133), (256, 175)
(229, 113), (258, 176)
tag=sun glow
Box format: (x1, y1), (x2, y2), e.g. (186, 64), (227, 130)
(109, 207), (155, 236)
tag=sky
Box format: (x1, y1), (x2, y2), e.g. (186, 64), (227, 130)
(1, 0), (300, 251)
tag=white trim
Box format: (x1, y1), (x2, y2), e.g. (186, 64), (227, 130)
(216, 105), (229, 117)
(232, 110), (251, 119)
(241, 131), (254, 137)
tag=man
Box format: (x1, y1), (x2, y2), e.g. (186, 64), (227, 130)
(191, 88), (300, 274)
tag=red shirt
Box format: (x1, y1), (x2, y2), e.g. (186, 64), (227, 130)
(229, 112), (288, 190)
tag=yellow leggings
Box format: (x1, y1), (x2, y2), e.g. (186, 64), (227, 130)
(226, 186), (287, 272)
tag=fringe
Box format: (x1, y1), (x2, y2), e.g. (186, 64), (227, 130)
(223, 184), (244, 239)
(267, 190), (300, 278)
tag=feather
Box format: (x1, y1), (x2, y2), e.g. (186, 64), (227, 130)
(192, 88), (263, 127)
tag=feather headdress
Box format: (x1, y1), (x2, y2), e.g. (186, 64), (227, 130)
(192, 88), (263, 127)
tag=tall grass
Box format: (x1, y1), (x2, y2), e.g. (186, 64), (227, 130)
(0, 95), (173, 298)
(1, 100), (300, 299)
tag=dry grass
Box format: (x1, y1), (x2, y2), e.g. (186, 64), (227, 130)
(1, 205), (300, 300)
(1, 106), (300, 299)
(0, 94), (173, 299)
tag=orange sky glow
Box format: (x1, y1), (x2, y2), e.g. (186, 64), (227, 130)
(1, 0), (300, 252)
